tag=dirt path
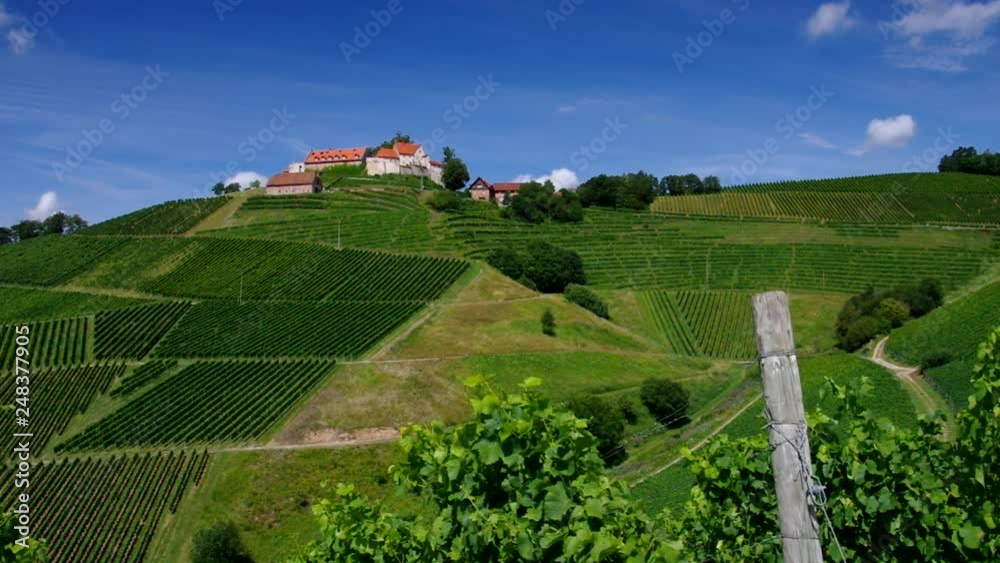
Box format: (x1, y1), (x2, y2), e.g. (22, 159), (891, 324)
(871, 337), (952, 437)
(215, 427), (400, 453)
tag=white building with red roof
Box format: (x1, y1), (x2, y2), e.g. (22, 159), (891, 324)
(303, 147), (366, 171)
(366, 142), (443, 186)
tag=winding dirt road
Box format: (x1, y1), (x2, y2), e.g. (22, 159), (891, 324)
(870, 337), (952, 438)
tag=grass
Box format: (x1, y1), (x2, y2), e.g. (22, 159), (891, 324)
(148, 445), (426, 563)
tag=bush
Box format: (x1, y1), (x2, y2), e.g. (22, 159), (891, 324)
(639, 378), (690, 428)
(563, 284), (609, 319)
(835, 279), (943, 351)
(486, 248), (525, 280)
(616, 396), (641, 425)
(921, 349), (954, 369)
(541, 308), (556, 336)
(192, 522), (253, 563)
(566, 394), (627, 465)
(426, 190), (462, 212)
(841, 315), (885, 351)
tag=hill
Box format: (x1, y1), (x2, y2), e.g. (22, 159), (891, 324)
(651, 172), (1000, 224)
(1, 177), (995, 561)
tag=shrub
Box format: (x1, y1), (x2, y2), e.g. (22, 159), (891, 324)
(566, 394), (627, 465)
(486, 248), (525, 280)
(616, 396), (641, 425)
(192, 521), (253, 563)
(877, 298), (910, 328)
(541, 308), (556, 336)
(921, 349), (954, 369)
(639, 378), (690, 428)
(841, 315), (885, 351)
(426, 190), (462, 212)
(564, 284), (609, 319)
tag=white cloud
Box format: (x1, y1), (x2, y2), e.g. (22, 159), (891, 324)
(799, 132), (837, 149)
(883, 0), (1000, 71)
(847, 114), (917, 156)
(26, 191), (59, 220)
(7, 28), (33, 55)
(806, 2), (857, 39)
(224, 171), (267, 188)
(514, 168), (580, 190)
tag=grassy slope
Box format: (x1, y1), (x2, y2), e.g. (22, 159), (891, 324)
(631, 353), (919, 514)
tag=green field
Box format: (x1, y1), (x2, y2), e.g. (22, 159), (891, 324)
(95, 301), (191, 360)
(0, 286), (151, 323)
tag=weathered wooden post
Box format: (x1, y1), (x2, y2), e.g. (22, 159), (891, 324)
(752, 291), (824, 563)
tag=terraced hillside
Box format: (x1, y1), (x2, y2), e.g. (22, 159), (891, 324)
(82, 197), (229, 235)
(636, 290), (755, 358)
(201, 188), (459, 253)
(445, 209), (996, 292)
(652, 172), (1000, 224)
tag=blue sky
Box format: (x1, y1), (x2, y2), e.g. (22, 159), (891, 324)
(1, 0), (998, 225)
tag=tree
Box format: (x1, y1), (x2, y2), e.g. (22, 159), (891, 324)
(877, 298), (910, 328)
(659, 175), (686, 196)
(192, 521), (253, 563)
(541, 308), (556, 336)
(549, 189), (584, 223)
(485, 247), (525, 280)
(0, 227), (13, 245)
(522, 241), (585, 293)
(211, 182), (227, 195)
(294, 378), (682, 562)
(224, 183), (241, 194)
(566, 394), (627, 465)
(248, 179), (262, 190)
(681, 173), (704, 194)
(63, 214), (88, 234)
(427, 190), (462, 212)
(441, 146), (470, 192)
(702, 175), (722, 193)
(564, 284), (609, 319)
(42, 212), (67, 235)
(639, 378), (690, 428)
(577, 175), (619, 207)
(9, 220), (43, 242)
(509, 181), (553, 223)
(842, 315), (885, 351)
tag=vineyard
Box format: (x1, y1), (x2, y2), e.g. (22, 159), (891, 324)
(57, 359), (336, 451)
(0, 451), (209, 562)
(0, 316), (92, 369)
(94, 302), (191, 360)
(651, 173), (1000, 224)
(153, 300), (424, 359)
(446, 211), (993, 292)
(0, 363), (124, 451)
(887, 281), (1000, 364)
(82, 197), (229, 235)
(111, 359), (179, 399)
(636, 291), (755, 358)
(0, 235), (126, 286)
(0, 287), (147, 323)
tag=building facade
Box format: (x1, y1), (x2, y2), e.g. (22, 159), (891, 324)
(365, 142), (444, 185)
(466, 177), (523, 205)
(304, 147), (366, 171)
(266, 171), (322, 195)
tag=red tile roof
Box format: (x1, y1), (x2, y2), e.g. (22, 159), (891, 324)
(394, 142), (422, 156)
(305, 147), (365, 164)
(267, 171), (317, 187)
(430, 160), (444, 168)
(374, 147), (399, 159)
(492, 182), (524, 192)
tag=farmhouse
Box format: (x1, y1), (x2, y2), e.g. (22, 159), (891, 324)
(304, 147), (366, 171)
(366, 142), (444, 185)
(468, 177), (524, 206)
(266, 171), (321, 195)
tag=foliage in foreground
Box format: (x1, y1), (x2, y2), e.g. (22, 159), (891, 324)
(0, 512), (47, 562)
(295, 328), (1000, 561)
(295, 377), (683, 562)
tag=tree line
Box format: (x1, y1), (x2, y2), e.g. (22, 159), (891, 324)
(0, 212), (88, 245)
(938, 146), (1000, 177)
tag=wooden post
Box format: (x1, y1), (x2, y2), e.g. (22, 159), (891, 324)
(752, 291), (824, 563)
